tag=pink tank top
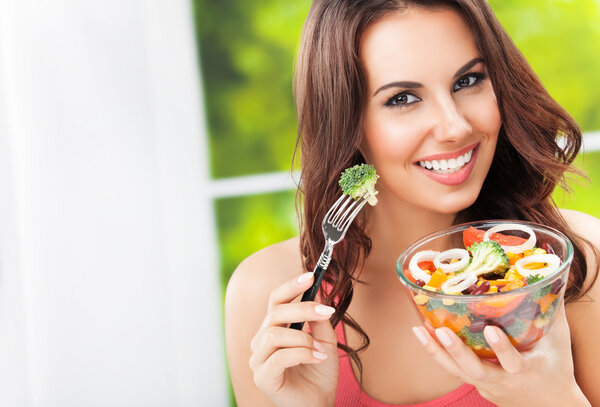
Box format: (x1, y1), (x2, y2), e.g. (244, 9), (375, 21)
(333, 321), (497, 406)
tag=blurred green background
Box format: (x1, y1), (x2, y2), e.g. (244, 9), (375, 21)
(194, 0), (600, 404)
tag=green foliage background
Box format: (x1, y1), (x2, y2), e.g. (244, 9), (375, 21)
(194, 1), (600, 404)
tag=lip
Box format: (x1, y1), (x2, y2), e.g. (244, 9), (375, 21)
(414, 143), (479, 163)
(414, 144), (480, 186)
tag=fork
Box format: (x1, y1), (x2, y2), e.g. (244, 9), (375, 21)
(290, 192), (370, 330)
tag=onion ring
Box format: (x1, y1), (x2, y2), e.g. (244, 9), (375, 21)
(441, 272), (477, 294)
(408, 250), (439, 284)
(483, 223), (536, 254)
(515, 253), (561, 278)
(433, 248), (469, 274)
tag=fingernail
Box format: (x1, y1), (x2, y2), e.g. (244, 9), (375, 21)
(313, 350), (328, 360)
(435, 328), (453, 347)
(412, 327), (428, 346)
(315, 305), (335, 316)
(298, 272), (313, 283)
(484, 326), (500, 344)
(313, 340), (326, 352)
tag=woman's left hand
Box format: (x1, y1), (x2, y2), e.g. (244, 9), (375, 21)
(412, 301), (590, 407)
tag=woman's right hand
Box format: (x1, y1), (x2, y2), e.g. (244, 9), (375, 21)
(249, 272), (339, 407)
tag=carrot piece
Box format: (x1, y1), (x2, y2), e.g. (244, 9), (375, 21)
(536, 293), (558, 313)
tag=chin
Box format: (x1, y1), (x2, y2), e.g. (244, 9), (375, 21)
(424, 188), (481, 215)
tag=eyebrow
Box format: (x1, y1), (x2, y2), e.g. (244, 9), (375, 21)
(372, 57), (485, 97)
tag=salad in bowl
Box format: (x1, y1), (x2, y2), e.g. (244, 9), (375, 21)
(396, 220), (573, 358)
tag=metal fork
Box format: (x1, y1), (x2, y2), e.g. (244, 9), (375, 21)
(290, 193), (370, 330)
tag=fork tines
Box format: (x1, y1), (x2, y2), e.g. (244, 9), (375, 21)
(327, 193), (370, 230)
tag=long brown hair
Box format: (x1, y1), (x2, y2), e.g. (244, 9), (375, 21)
(293, 0), (598, 382)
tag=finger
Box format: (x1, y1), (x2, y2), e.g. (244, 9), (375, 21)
(255, 347), (328, 388)
(412, 326), (467, 380)
(267, 272), (314, 310)
(483, 325), (525, 374)
(307, 318), (338, 347)
(434, 327), (492, 382)
(266, 301), (335, 327)
(250, 326), (320, 369)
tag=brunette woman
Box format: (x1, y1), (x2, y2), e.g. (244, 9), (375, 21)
(225, 1), (600, 406)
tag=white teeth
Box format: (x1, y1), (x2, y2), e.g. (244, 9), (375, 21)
(418, 148), (475, 174)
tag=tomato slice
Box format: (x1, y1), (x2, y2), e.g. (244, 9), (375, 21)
(462, 226), (527, 250)
(468, 294), (525, 319)
(417, 260), (436, 273)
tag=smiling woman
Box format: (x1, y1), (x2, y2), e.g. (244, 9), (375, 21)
(222, 1), (600, 406)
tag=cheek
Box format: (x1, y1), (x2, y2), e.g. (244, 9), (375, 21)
(462, 90), (502, 136)
(363, 111), (425, 163)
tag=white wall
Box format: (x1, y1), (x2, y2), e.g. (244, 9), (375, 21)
(0, 0), (228, 406)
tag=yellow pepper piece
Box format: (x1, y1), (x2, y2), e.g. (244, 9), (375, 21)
(428, 269), (448, 288)
(488, 285), (499, 293)
(523, 249), (535, 256)
(487, 279), (510, 286)
(522, 262), (548, 270)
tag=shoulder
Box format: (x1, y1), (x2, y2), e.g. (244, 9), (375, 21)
(559, 208), (600, 292)
(224, 237), (305, 404)
(224, 235), (304, 344)
(226, 236), (304, 307)
(559, 209), (600, 404)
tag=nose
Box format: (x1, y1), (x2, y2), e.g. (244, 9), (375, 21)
(430, 96), (472, 142)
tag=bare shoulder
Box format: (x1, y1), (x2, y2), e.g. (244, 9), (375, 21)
(226, 236), (304, 307)
(559, 209), (600, 404)
(224, 236), (304, 405)
(559, 208), (600, 291)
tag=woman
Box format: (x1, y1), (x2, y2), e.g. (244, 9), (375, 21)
(225, 1), (600, 406)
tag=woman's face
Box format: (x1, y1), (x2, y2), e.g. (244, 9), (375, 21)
(360, 7), (502, 215)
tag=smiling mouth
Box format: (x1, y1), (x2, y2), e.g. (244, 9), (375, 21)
(417, 147), (475, 174)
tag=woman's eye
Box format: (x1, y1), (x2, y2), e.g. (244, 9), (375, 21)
(385, 93), (421, 108)
(453, 73), (486, 91)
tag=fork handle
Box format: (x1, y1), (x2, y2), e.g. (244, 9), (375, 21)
(289, 263), (328, 331)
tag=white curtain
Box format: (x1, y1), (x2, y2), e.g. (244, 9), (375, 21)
(0, 0), (228, 406)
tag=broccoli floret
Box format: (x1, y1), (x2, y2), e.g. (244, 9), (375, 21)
(530, 284), (551, 300)
(424, 299), (468, 316)
(457, 327), (489, 348)
(504, 319), (528, 338)
(339, 164), (379, 205)
(462, 240), (510, 277)
(526, 274), (544, 285)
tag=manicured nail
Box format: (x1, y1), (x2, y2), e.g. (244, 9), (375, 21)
(313, 340), (326, 352)
(315, 305), (335, 315)
(412, 327), (428, 346)
(298, 272), (313, 283)
(435, 328), (453, 347)
(313, 350), (328, 360)
(484, 326), (500, 344)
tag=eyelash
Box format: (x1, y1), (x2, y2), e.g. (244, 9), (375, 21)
(384, 72), (488, 109)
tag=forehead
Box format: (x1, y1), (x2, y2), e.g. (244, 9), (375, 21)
(359, 7), (480, 85)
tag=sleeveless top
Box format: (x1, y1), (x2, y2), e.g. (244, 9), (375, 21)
(316, 276), (495, 406)
(333, 321), (497, 406)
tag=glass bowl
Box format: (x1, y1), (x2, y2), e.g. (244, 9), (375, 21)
(396, 220), (573, 359)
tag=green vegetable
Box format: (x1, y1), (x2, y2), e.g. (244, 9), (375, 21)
(457, 327), (489, 348)
(339, 164), (379, 205)
(530, 284), (551, 300)
(504, 319), (528, 338)
(526, 274), (544, 285)
(461, 240), (510, 277)
(425, 299), (468, 316)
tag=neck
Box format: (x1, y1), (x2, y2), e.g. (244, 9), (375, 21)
(362, 190), (458, 285)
